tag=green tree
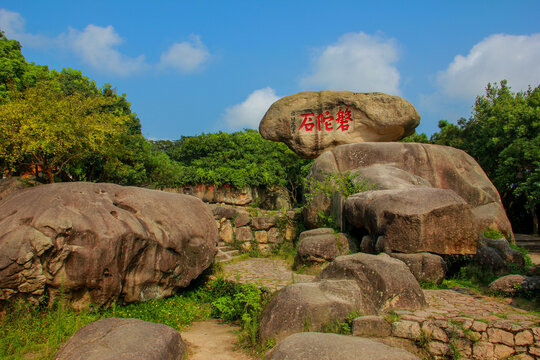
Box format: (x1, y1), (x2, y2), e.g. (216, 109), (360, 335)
(430, 81), (540, 234)
(151, 130), (312, 204)
(399, 131), (430, 143)
(463, 81), (540, 234)
(0, 32), (49, 102)
(0, 80), (129, 183)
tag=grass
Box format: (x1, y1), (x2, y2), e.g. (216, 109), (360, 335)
(0, 277), (267, 360)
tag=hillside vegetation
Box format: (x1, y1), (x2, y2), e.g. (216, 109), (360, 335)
(0, 32), (538, 232)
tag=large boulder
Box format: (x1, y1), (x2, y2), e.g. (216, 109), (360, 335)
(259, 279), (374, 343)
(259, 253), (425, 343)
(303, 142), (513, 249)
(390, 253), (446, 284)
(267, 332), (420, 360)
(295, 231), (350, 265)
(344, 188), (477, 255)
(0, 182), (218, 309)
(316, 253), (426, 312)
(53, 318), (186, 360)
(259, 91), (420, 159)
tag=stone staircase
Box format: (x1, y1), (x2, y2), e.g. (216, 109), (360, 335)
(216, 242), (240, 263)
(515, 233), (540, 252)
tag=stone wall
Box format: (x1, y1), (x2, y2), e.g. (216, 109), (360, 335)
(206, 204), (300, 253)
(353, 312), (540, 359)
(163, 185), (291, 210)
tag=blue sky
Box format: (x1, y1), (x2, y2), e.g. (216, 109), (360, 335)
(1, 1), (540, 140)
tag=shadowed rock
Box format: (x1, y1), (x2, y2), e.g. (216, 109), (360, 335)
(345, 188), (477, 255)
(53, 318), (186, 360)
(0, 182), (218, 309)
(259, 91), (420, 158)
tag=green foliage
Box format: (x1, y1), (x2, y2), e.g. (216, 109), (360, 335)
(483, 228), (504, 239)
(304, 170), (375, 227)
(399, 131), (430, 143)
(321, 311), (363, 335)
(0, 278), (268, 359)
(430, 81), (540, 234)
(304, 170), (374, 205)
(0, 32), (49, 102)
(151, 130), (312, 205)
(0, 80), (129, 183)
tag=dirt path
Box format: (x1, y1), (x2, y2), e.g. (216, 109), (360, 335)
(182, 319), (255, 360)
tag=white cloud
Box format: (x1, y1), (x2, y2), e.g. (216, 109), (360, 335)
(0, 8), (50, 48)
(67, 25), (148, 76)
(224, 87), (281, 129)
(300, 32), (401, 95)
(0, 9), (211, 76)
(160, 35), (209, 72)
(437, 33), (540, 99)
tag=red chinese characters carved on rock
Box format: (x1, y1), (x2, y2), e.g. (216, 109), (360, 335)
(299, 108), (352, 131)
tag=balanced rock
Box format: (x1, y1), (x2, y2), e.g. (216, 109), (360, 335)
(259, 91), (420, 159)
(304, 142), (513, 253)
(0, 182), (218, 308)
(53, 318), (186, 360)
(267, 332), (420, 360)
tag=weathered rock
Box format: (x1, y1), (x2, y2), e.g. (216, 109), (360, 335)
(219, 220), (234, 244)
(298, 227), (335, 241)
(235, 226), (254, 242)
(352, 315), (392, 337)
(166, 185), (291, 210)
(233, 211), (251, 227)
(267, 227), (284, 244)
(390, 253), (446, 284)
(316, 253), (426, 312)
(259, 91), (420, 159)
(474, 246), (509, 274)
(0, 176), (38, 203)
(0, 182), (218, 308)
(345, 187), (477, 255)
(252, 216), (276, 230)
(259, 279), (376, 343)
(267, 332), (420, 360)
(295, 233), (349, 265)
(53, 318), (185, 360)
(304, 142), (513, 248)
(478, 236), (525, 267)
(489, 275), (540, 294)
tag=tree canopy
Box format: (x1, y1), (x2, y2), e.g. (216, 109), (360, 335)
(0, 80), (129, 183)
(408, 81), (539, 234)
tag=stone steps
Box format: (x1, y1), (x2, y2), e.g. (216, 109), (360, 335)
(515, 233), (540, 252)
(216, 242), (241, 263)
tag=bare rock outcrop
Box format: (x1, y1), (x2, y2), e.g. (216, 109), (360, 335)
(0, 182), (218, 309)
(259, 91), (420, 159)
(259, 253), (425, 343)
(267, 332), (420, 360)
(345, 187), (477, 255)
(304, 142), (513, 254)
(53, 318), (186, 360)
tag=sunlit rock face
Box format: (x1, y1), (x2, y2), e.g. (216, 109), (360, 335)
(259, 91), (420, 159)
